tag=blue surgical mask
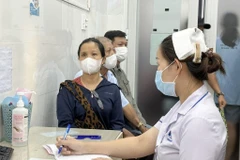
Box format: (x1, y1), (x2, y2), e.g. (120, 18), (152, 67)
(155, 61), (179, 97)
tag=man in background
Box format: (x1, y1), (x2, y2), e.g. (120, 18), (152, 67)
(215, 12), (240, 160)
(104, 30), (148, 134)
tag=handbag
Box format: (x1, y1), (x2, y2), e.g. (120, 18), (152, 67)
(60, 80), (105, 129)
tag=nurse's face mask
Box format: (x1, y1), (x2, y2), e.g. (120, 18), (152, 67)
(155, 61), (181, 97)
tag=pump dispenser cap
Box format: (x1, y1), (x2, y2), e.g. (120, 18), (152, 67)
(17, 92), (24, 107)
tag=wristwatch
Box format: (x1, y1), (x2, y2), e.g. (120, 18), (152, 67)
(137, 122), (144, 128)
(216, 91), (224, 97)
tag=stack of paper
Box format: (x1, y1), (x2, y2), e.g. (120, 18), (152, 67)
(43, 144), (111, 160)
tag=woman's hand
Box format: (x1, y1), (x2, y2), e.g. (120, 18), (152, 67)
(122, 128), (134, 137)
(139, 125), (149, 133)
(218, 95), (226, 109)
(56, 136), (85, 155)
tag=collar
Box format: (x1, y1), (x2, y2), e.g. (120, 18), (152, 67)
(112, 65), (122, 72)
(177, 85), (209, 115)
(116, 64), (121, 69)
(107, 70), (113, 77)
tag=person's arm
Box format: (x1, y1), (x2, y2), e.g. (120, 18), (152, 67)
(111, 72), (148, 133)
(180, 117), (226, 160)
(109, 87), (125, 130)
(123, 104), (148, 133)
(207, 73), (226, 109)
(57, 86), (76, 127)
(57, 126), (159, 159)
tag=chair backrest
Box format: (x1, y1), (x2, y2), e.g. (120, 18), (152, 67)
(161, 96), (179, 115)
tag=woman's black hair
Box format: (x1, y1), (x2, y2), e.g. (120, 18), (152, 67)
(77, 38), (105, 57)
(160, 35), (226, 81)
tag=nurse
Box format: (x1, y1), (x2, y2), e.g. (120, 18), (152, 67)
(56, 28), (227, 160)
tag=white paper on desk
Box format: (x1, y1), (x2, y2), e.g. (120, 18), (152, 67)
(29, 158), (52, 160)
(43, 144), (111, 160)
(41, 131), (79, 137)
(0, 47), (12, 93)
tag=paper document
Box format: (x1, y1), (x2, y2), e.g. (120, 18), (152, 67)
(29, 158), (52, 160)
(43, 144), (111, 160)
(41, 130), (79, 137)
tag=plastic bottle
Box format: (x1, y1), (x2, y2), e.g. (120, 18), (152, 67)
(12, 92), (28, 146)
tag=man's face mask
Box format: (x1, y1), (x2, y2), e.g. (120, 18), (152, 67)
(80, 58), (102, 75)
(155, 61), (181, 97)
(103, 54), (117, 69)
(115, 47), (128, 62)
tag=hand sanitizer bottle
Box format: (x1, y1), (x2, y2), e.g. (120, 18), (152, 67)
(12, 92), (28, 146)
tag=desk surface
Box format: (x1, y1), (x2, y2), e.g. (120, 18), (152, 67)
(0, 126), (123, 160)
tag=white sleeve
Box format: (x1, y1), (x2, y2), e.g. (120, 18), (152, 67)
(180, 117), (223, 160)
(154, 116), (164, 130)
(107, 71), (129, 108)
(107, 71), (118, 85)
(120, 90), (129, 108)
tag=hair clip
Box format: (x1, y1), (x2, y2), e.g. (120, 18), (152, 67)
(206, 48), (213, 58)
(193, 43), (202, 63)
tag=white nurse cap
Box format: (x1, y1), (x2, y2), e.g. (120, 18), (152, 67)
(172, 28), (209, 63)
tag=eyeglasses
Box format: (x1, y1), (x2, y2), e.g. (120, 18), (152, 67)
(91, 90), (104, 109)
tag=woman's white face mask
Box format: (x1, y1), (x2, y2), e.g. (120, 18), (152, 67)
(115, 47), (128, 62)
(80, 58), (102, 75)
(103, 54), (117, 69)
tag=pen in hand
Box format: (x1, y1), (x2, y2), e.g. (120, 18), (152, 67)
(58, 124), (71, 155)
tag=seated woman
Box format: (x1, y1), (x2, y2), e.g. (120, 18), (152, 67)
(75, 37), (149, 136)
(57, 38), (124, 130)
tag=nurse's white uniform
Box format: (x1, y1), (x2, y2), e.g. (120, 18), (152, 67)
(154, 85), (227, 160)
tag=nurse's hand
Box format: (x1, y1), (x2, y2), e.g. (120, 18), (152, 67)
(56, 136), (85, 155)
(218, 95), (226, 109)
